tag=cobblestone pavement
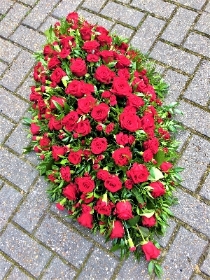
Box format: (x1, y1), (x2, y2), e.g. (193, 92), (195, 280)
(0, 0), (209, 279)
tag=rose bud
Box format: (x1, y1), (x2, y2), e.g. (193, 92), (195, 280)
(150, 181), (166, 198)
(56, 203), (65, 211)
(141, 241), (161, 261)
(128, 238), (136, 252)
(160, 162), (173, 172)
(30, 123), (40, 135)
(110, 220), (125, 239)
(142, 215), (156, 227)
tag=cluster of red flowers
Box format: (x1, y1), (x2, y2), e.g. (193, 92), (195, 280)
(27, 12), (180, 273)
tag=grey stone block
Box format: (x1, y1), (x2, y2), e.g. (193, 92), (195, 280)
(205, 2), (210, 12)
(7, 266), (30, 280)
(0, 61), (7, 76)
(195, 12), (210, 36)
(0, 254), (12, 279)
(174, 130), (190, 153)
(131, 0), (175, 18)
(0, 116), (14, 143)
(0, 38), (20, 63)
(172, 189), (210, 237)
(200, 173), (210, 200)
(192, 275), (205, 280)
(0, 184), (22, 230)
(161, 8), (197, 45)
(5, 122), (30, 154)
(156, 219), (177, 247)
(101, 2), (144, 27)
(177, 135), (210, 191)
(162, 227), (207, 279)
(0, 224), (51, 277)
(42, 257), (76, 280)
(35, 214), (92, 267)
(10, 25), (46, 52)
(19, 0), (37, 5)
(184, 33), (210, 58)
(0, 0), (14, 14)
(116, 255), (150, 280)
(175, 101), (210, 137)
(184, 60), (210, 106)
(39, 16), (59, 33)
(0, 3), (29, 37)
(163, 69), (188, 105)
(0, 88), (29, 122)
(0, 147), (38, 191)
(78, 247), (118, 280)
(131, 16), (165, 53)
(172, 0), (206, 10)
(201, 250), (210, 276)
(52, 0), (82, 18)
(111, 24), (134, 40)
(23, 0), (60, 29)
(0, 50), (34, 92)
(150, 42), (200, 74)
(13, 177), (49, 232)
(82, 0), (107, 13)
(16, 75), (34, 100)
(77, 9), (113, 30)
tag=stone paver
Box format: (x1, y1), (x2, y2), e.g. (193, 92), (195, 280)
(131, 16), (165, 53)
(0, 147), (38, 191)
(0, 224), (52, 277)
(35, 215), (93, 267)
(78, 247), (118, 280)
(150, 41), (200, 74)
(177, 135), (210, 192)
(13, 177), (49, 232)
(42, 257), (76, 280)
(0, 1), (210, 279)
(184, 60), (210, 106)
(162, 227), (208, 279)
(161, 7), (197, 44)
(172, 189), (210, 237)
(0, 184), (22, 230)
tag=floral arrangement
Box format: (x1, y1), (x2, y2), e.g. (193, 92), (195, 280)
(24, 12), (182, 277)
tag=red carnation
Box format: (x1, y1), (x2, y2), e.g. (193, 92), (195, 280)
(115, 201), (133, 220)
(91, 137), (107, 155)
(110, 220), (125, 239)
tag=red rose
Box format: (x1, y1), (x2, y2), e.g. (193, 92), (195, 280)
(124, 179), (133, 190)
(52, 145), (66, 161)
(75, 119), (91, 136)
(59, 47), (70, 59)
(100, 50), (115, 64)
(112, 147), (132, 166)
(50, 96), (65, 110)
(143, 138), (159, 155)
(77, 212), (93, 229)
(48, 116), (62, 131)
(115, 201), (133, 220)
(150, 181), (166, 198)
(110, 220), (125, 239)
(68, 150), (82, 165)
(87, 54), (100, 63)
(105, 123), (114, 134)
(111, 77), (132, 97)
(118, 68), (130, 80)
(91, 137), (107, 154)
(115, 132), (129, 146)
(62, 182), (77, 200)
(51, 67), (66, 85)
(60, 166), (71, 182)
(66, 11), (79, 23)
(39, 135), (50, 148)
(127, 94), (144, 108)
(94, 199), (111, 216)
(30, 123), (40, 135)
(97, 169), (110, 181)
(143, 149), (153, 162)
(80, 193), (94, 204)
(48, 173), (56, 182)
(48, 57), (60, 69)
(91, 103), (109, 122)
(160, 162), (173, 172)
(65, 80), (84, 98)
(94, 65), (115, 84)
(142, 241), (161, 261)
(77, 95), (96, 114)
(109, 94), (117, 106)
(70, 58), (87, 77)
(119, 112), (141, 132)
(76, 176), (95, 193)
(127, 163), (149, 183)
(62, 111), (79, 132)
(82, 40), (100, 53)
(80, 25), (92, 41)
(116, 54), (131, 69)
(141, 114), (155, 135)
(142, 215), (156, 227)
(56, 203), (65, 211)
(104, 175), (122, 193)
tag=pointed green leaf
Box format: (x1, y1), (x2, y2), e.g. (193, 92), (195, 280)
(127, 216), (140, 226)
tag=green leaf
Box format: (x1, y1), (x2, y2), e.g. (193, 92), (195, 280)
(139, 210), (155, 218)
(127, 216), (140, 226)
(44, 26), (57, 44)
(148, 167), (164, 181)
(110, 244), (120, 252)
(132, 187), (144, 204)
(154, 150), (165, 166)
(22, 117), (32, 126)
(138, 226), (149, 237)
(148, 261), (154, 275)
(52, 100), (63, 111)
